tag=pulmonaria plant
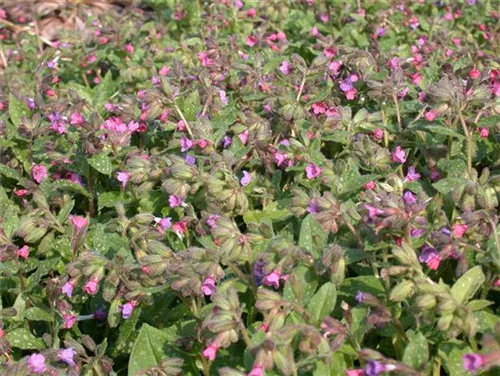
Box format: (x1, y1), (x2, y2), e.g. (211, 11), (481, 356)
(0, 1), (500, 375)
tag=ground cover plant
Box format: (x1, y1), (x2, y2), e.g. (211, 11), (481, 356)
(0, 0), (500, 375)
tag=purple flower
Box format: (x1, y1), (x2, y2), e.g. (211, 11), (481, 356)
(355, 291), (366, 303)
(419, 245), (439, 263)
(32, 164), (48, 184)
(93, 307), (107, 321)
(305, 163), (321, 179)
(169, 194), (184, 208)
(365, 204), (383, 220)
(117, 171), (130, 187)
(223, 135), (232, 148)
(61, 280), (75, 298)
(27, 353), (47, 374)
(58, 348), (76, 367)
(339, 79), (353, 92)
(391, 146), (407, 163)
(411, 228), (425, 238)
(201, 276), (216, 296)
(376, 27), (385, 36)
(279, 61), (292, 75)
(155, 217), (172, 234)
(440, 227), (451, 236)
(26, 97), (35, 110)
(366, 360), (396, 376)
(463, 354), (484, 373)
(405, 166), (421, 182)
(219, 90), (228, 105)
(307, 199), (320, 213)
(120, 301), (136, 319)
(185, 155), (196, 166)
(180, 137), (194, 152)
(240, 171), (252, 186)
(403, 191), (417, 205)
(206, 215), (219, 229)
(253, 261), (266, 286)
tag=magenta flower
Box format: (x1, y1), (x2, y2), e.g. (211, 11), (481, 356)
(120, 301), (136, 319)
(405, 166), (421, 182)
(223, 135), (232, 148)
(372, 128), (384, 142)
(248, 363), (265, 376)
(117, 171), (130, 187)
(173, 221), (188, 237)
(312, 102), (327, 115)
(17, 245), (30, 260)
(206, 214), (219, 229)
(27, 353), (47, 374)
(391, 146), (407, 163)
(355, 291), (366, 303)
(63, 313), (78, 329)
(61, 280), (75, 298)
(263, 270), (281, 289)
(169, 194), (184, 208)
(452, 223), (468, 238)
(479, 128), (489, 138)
(345, 369), (365, 376)
(238, 130), (249, 145)
(365, 204), (383, 220)
(246, 35), (257, 47)
(240, 171), (252, 186)
(202, 342), (219, 361)
(388, 57), (400, 70)
(365, 360), (396, 376)
(58, 348), (76, 367)
(419, 245), (441, 270)
(70, 112), (84, 125)
(159, 66), (170, 76)
(201, 276), (216, 296)
(403, 191), (417, 205)
(32, 164), (48, 184)
(463, 353), (485, 373)
(69, 215), (88, 234)
(307, 199), (320, 213)
(125, 43), (134, 54)
(83, 277), (99, 295)
(364, 181), (376, 190)
(425, 110), (437, 121)
(305, 163), (321, 179)
(279, 61), (292, 75)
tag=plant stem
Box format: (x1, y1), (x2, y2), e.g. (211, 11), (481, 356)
(174, 103), (195, 139)
(88, 168), (95, 217)
(457, 106), (472, 176)
(238, 320), (251, 347)
(296, 71), (307, 102)
(392, 94), (402, 131)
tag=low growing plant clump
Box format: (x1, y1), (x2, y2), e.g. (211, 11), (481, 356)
(1, 0), (500, 375)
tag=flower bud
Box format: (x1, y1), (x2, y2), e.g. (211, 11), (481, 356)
(437, 314), (454, 331)
(416, 294), (437, 310)
(389, 280), (414, 302)
(438, 296), (457, 314)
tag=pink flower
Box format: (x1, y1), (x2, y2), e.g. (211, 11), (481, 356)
(27, 353), (47, 374)
(246, 35), (257, 47)
(312, 102), (327, 115)
(177, 120), (186, 131)
(345, 88), (357, 100)
(323, 47), (336, 58)
(329, 61), (342, 74)
(411, 73), (423, 86)
(311, 26), (319, 37)
(117, 171), (130, 187)
(197, 139), (209, 149)
(346, 370), (365, 376)
(83, 278), (99, 295)
(173, 221), (188, 236)
(388, 57), (400, 70)
(120, 301), (136, 319)
(493, 81), (500, 96)
(479, 128), (489, 138)
(430, 168), (440, 182)
(405, 166), (421, 182)
(201, 276), (216, 296)
(494, 279), (500, 288)
(63, 313), (78, 329)
(305, 163), (321, 179)
(17, 245), (30, 260)
(391, 146), (406, 163)
(159, 66), (170, 76)
(125, 43), (134, 54)
(469, 68), (480, 79)
(248, 363), (265, 376)
(372, 128), (384, 142)
(425, 110), (437, 121)
(240, 171), (252, 186)
(246, 8), (256, 17)
(169, 194), (185, 208)
(452, 224), (468, 238)
(202, 343), (219, 361)
(238, 130), (249, 145)
(365, 205), (383, 220)
(69, 215), (88, 233)
(32, 164), (48, 183)
(280, 61), (292, 75)
(154, 217), (172, 234)
(70, 112), (85, 125)
(364, 181), (376, 190)
(463, 353), (485, 373)
(61, 280), (75, 298)
(197, 52), (213, 66)
(263, 270), (281, 289)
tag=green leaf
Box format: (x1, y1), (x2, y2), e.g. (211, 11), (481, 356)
(93, 71), (117, 108)
(306, 282), (337, 325)
(425, 125), (465, 140)
(24, 307), (54, 322)
(112, 307), (141, 356)
(8, 93), (30, 127)
(57, 200), (75, 223)
(283, 266), (318, 306)
(350, 306), (371, 344)
(432, 178), (467, 194)
(128, 324), (184, 376)
(52, 180), (90, 198)
(5, 328), (46, 350)
(466, 300), (493, 311)
(474, 311), (500, 333)
(0, 165), (23, 181)
(451, 266), (485, 304)
(98, 191), (132, 211)
(299, 215), (327, 258)
(88, 153), (113, 176)
(402, 330), (429, 369)
(180, 90), (201, 121)
(243, 199), (291, 224)
(438, 341), (472, 376)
